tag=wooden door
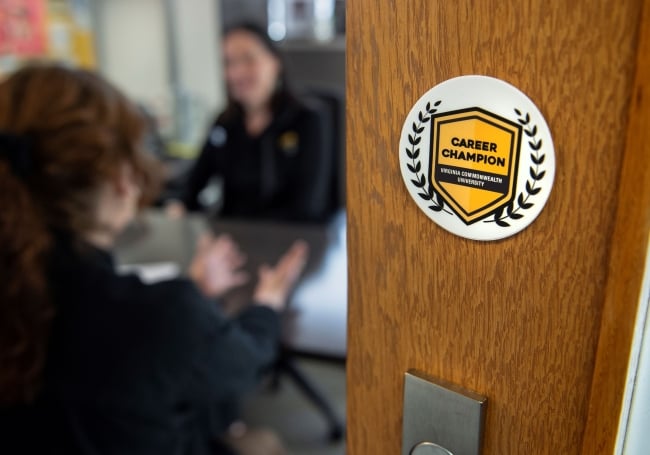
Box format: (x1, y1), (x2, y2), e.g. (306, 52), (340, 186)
(346, 1), (650, 454)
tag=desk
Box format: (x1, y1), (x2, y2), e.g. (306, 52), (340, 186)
(115, 210), (348, 359)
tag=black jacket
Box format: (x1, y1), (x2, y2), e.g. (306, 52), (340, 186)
(181, 99), (333, 223)
(1, 235), (281, 454)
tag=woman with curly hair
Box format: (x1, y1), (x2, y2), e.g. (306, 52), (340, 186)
(0, 65), (306, 454)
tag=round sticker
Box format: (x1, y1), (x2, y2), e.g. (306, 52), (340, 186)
(399, 75), (555, 241)
(209, 125), (228, 147)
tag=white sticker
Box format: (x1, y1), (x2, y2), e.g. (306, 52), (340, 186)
(209, 125), (228, 147)
(399, 75), (556, 241)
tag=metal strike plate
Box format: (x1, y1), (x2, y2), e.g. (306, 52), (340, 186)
(402, 371), (487, 455)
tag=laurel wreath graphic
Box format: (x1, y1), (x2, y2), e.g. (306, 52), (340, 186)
(405, 100), (452, 214)
(485, 108), (547, 227)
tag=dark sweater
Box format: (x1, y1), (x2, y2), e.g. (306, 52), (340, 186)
(1, 236), (281, 454)
(182, 99), (332, 223)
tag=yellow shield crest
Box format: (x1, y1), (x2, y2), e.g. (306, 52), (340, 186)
(429, 108), (522, 224)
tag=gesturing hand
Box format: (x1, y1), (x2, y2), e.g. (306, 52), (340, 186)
(164, 200), (186, 219)
(189, 234), (249, 297)
(253, 240), (309, 311)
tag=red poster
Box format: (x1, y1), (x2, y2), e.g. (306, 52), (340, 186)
(0, 0), (47, 56)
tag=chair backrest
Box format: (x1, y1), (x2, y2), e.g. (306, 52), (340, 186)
(301, 87), (346, 214)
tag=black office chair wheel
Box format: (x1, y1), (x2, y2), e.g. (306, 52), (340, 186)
(328, 423), (345, 442)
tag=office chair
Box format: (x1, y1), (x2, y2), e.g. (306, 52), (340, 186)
(268, 88), (346, 442)
(303, 87), (346, 214)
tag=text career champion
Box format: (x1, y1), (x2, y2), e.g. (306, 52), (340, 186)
(441, 136), (506, 167)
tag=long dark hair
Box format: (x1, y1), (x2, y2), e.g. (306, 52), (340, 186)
(220, 22), (297, 123)
(0, 65), (161, 404)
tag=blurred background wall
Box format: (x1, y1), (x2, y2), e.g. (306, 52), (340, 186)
(0, 0), (345, 154)
(94, 0), (224, 148)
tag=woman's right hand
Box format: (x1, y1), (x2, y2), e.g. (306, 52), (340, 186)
(253, 241), (309, 312)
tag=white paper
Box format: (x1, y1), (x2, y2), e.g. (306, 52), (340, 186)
(117, 262), (181, 284)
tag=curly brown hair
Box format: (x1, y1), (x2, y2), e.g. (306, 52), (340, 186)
(0, 64), (161, 404)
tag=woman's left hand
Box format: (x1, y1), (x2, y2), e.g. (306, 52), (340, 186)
(189, 234), (249, 297)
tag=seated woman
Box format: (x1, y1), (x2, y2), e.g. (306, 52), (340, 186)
(0, 65), (307, 455)
(168, 23), (333, 223)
